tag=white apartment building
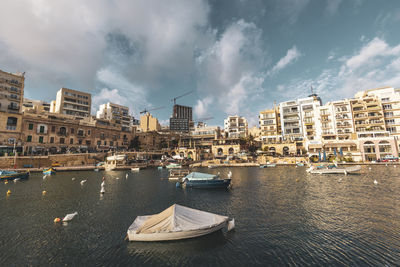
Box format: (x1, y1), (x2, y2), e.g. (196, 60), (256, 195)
(357, 87), (400, 137)
(96, 102), (131, 128)
(224, 115), (248, 138)
(0, 69), (25, 113)
(51, 88), (91, 118)
(280, 95), (321, 141)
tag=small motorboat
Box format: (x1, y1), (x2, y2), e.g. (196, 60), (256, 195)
(43, 168), (56, 175)
(306, 165), (361, 175)
(0, 170), (30, 181)
(260, 164), (276, 168)
(179, 171), (231, 189)
(131, 167), (140, 172)
(208, 165), (218, 169)
(296, 163), (304, 167)
(127, 204), (234, 241)
(166, 163), (182, 169)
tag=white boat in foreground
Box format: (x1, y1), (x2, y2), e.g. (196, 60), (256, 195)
(127, 204), (234, 242)
(306, 165), (361, 175)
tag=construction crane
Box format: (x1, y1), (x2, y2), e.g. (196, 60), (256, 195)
(194, 116), (213, 123)
(139, 106), (165, 114)
(171, 90), (194, 105)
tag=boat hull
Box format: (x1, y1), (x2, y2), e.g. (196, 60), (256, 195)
(185, 179), (231, 188)
(0, 171), (30, 181)
(128, 220), (227, 242)
(260, 164), (276, 168)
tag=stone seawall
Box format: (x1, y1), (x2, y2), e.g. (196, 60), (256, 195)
(0, 153), (106, 169)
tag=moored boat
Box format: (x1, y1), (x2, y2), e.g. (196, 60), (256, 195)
(180, 171), (232, 188)
(131, 167), (140, 172)
(43, 168), (56, 175)
(169, 169), (190, 180)
(296, 163), (304, 167)
(306, 165), (361, 174)
(127, 204), (234, 241)
(166, 163), (182, 169)
(260, 163), (276, 168)
(0, 170), (30, 181)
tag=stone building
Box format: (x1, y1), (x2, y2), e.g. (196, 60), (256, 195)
(50, 87), (91, 118)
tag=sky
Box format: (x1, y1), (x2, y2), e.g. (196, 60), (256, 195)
(1, 0), (400, 127)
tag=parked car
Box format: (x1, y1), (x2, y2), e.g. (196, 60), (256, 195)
(381, 155), (399, 162)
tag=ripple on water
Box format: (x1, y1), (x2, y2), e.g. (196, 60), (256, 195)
(0, 166), (399, 266)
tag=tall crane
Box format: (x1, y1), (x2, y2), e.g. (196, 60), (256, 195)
(140, 106), (165, 114)
(171, 90), (194, 105)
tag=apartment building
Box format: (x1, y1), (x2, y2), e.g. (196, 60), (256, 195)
(0, 69), (25, 114)
(140, 113), (161, 132)
(51, 88), (91, 118)
(259, 107), (281, 143)
(170, 104), (193, 132)
(22, 98), (51, 114)
(96, 102), (131, 129)
(356, 87), (400, 137)
(224, 115), (248, 138)
(21, 112), (132, 154)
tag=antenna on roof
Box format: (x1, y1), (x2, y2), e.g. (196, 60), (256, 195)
(310, 86), (314, 95)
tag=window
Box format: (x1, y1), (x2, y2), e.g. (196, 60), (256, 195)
(39, 125), (45, 133)
(28, 123), (34, 130)
(27, 135), (32, 142)
(60, 138), (65, 144)
(86, 140), (91, 145)
(70, 138), (74, 144)
(87, 130), (91, 135)
(97, 140), (101, 145)
(51, 126), (56, 132)
(39, 136), (44, 143)
(104, 141), (107, 145)
(6, 117), (17, 130)
(50, 137), (54, 143)
(78, 139), (82, 145)
(110, 141), (114, 146)
(70, 128), (74, 134)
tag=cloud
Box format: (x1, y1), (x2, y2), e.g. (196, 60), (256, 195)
(194, 97), (213, 118)
(279, 37), (400, 103)
(325, 0), (342, 16)
(94, 68), (148, 116)
(269, 46), (301, 75)
(196, 19), (267, 116)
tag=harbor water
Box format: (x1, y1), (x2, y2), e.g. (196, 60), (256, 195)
(0, 166), (399, 266)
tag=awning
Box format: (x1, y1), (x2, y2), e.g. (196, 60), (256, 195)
(308, 144), (323, 149)
(324, 142), (357, 147)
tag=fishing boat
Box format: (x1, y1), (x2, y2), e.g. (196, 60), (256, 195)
(179, 171), (232, 189)
(259, 163), (276, 168)
(131, 167), (140, 172)
(43, 167), (56, 175)
(306, 165), (361, 175)
(127, 204), (235, 242)
(0, 170), (30, 181)
(166, 163), (182, 169)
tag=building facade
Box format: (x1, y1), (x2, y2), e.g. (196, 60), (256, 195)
(96, 102), (132, 129)
(0, 69), (25, 114)
(140, 113), (161, 132)
(170, 104), (193, 132)
(224, 115), (248, 138)
(51, 88), (91, 118)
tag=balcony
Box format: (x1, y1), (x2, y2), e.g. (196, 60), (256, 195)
(57, 131), (67, 136)
(6, 125), (17, 131)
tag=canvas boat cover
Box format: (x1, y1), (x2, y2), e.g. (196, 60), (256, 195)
(128, 204), (228, 235)
(184, 172), (218, 180)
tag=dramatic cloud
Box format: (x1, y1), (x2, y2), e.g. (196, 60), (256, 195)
(196, 19), (267, 116)
(194, 97), (213, 118)
(269, 46), (301, 75)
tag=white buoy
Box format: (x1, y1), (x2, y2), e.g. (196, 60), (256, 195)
(80, 180), (87, 185)
(43, 175), (47, 179)
(339, 178), (342, 182)
(100, 186), (105, 194)
(227, 219), (235, 231)
(394, 165), (397, 168)
(116, 177), (120, 180)
(62, 212), (78, 222)
(101, 181), (105, 187)
(126, 173), (128, 179)
(374, 179), (378, 185)
(368, 167), (371, 170)
(72, 177), (76, 181)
